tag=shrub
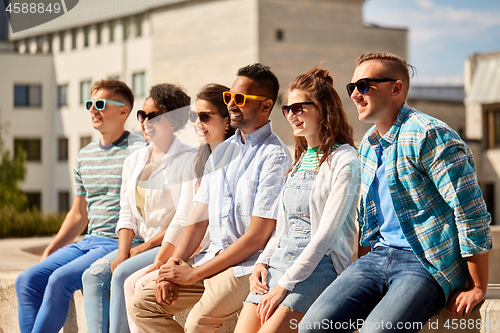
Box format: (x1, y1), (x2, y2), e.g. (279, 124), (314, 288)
(0, 205), (65, 238)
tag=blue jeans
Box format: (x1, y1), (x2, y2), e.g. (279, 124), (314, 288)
(82, 246), (160, 333)
(299, 247), (445, 333)
(15, 236), (119, 333)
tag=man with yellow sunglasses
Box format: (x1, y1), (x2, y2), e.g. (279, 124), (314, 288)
(129, 63), (291, 333)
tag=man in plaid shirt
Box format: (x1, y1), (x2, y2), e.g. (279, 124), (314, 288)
(300, 52), (491, 333)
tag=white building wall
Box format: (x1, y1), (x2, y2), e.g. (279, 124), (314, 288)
(0, 53), (56, 213)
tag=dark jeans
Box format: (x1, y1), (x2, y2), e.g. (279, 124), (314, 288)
(299, 247), (445, 333)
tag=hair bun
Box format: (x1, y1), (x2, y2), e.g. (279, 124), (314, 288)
(306, 67), (333, 85)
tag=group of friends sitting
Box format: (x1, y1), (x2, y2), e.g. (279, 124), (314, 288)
(15, 52), (492, 333)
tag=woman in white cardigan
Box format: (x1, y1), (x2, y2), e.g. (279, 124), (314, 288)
(82, 84), (195, 333)
(235, 67), (361, 333)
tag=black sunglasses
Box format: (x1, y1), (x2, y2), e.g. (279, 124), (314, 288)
(137, 110), (162, 124)
(281, 102), (315, 117)
(346, 77), (397, 97)
(189, 110), (220, 123)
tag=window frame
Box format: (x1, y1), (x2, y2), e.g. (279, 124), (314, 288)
(14, 84), (42, 108)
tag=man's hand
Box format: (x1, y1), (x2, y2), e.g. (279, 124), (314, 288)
(154, 280), (179, 305)
(156, 258), (199, 285)
(111, 253), (129, 273)
(447, 286), (486, 316)
(249, 263), (268, 295)
(256, 285), (288, 325)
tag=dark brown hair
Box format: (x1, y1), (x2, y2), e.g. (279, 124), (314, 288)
(91, 79), (134, 113)
(287, 66), (355, 173)
(148, 83), (190, 132)
(356, 52), (415, 94)
(194, 83), (235, 180)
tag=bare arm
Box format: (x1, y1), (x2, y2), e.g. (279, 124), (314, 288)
(169, 202), (210, 261)
(129, 229), (166, 257)
(447, 252), (489, 316)
(41, 196), (88, 260)
(158, 215), (276, 285)
(111, 228), (135, 272)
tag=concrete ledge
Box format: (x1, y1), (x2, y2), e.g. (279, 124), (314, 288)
(420, 284), (500, 333)
(0, 273), (238, 333)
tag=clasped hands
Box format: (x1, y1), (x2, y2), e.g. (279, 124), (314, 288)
(153, 258), (199, 305)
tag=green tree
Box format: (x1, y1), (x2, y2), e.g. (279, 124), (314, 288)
(0, 126), (27, 210)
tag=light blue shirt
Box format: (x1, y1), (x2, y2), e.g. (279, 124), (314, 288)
(194, 121), (291, 277)
(372, 146), (411, 250)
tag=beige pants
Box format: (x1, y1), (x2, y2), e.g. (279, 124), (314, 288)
(128, 259), (250, 333)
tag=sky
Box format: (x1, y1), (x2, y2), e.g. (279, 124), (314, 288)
(363, 0), (500, 85)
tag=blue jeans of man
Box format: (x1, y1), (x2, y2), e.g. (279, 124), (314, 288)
(82, 245), (160, 333)
(299, 247), (445, 333)
(15, 236), (119, 333)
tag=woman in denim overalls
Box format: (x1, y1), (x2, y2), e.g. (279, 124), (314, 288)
(235, 67), (361, 333)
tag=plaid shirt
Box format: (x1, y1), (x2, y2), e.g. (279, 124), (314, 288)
(358, 103), (492, 300)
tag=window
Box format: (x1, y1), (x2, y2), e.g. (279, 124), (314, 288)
(36, 36), (43, 53)
(71, 28), (77, 49)
(109, 21), (115, 42)
(96, 23), (102, 45)
(57, 84), (69, 107)
(122, 18), (130, 41)
(132, 72), (145, 98)
(48, 33), (53, 53)
(58, 137), (69, 161)
(14, 138), (42, 161)
(80, 80), (91, 104)
(80, 136), (92, 149)
(58, 191), (70, 214)
(25, 192), (42, 211)
(482, 183), (496, 225)
(135, 15), (143, 37)
(84, 26), (90, 47)
(276, 29), (284, 42)
(485, 106), (500, 149)
(14, 85), (42, 107)
(25, 39), (30, 53)
(59, 31), (65, 51)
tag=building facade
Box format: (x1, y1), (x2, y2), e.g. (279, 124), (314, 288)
(0, 0), (407, 213)
(465, 51), (500, 226)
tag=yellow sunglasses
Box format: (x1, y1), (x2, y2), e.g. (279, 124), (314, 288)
(222, 91), (267, 107)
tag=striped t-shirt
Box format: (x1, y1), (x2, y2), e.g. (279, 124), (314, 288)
(74, 131), (146, 239)
(295, 147), (323, 173)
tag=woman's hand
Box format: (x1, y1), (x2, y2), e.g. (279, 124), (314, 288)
(256, 285), (288, 325)
(129, 242), (152, 258)
(249, 263), (269, 295)
(143, 261), (162, 276)
(111, 253), (129, 273)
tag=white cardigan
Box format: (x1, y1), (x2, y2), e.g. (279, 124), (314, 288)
(256, 144), (360, 291)
(116, 136), (196, 244)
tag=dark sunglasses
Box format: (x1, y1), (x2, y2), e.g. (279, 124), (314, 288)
(189, 110), (220, 123)
(85, 99), (125, 111)
(346, 77), (397, 97)
(281, 102), (315, 117)
(137, 110), (162, 124)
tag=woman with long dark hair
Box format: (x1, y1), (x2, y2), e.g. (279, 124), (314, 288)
(122, 83), (235, 333)
(235, 67), (361, 332)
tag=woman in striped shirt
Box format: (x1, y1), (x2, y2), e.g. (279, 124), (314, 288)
(235, 67), (361, 333)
